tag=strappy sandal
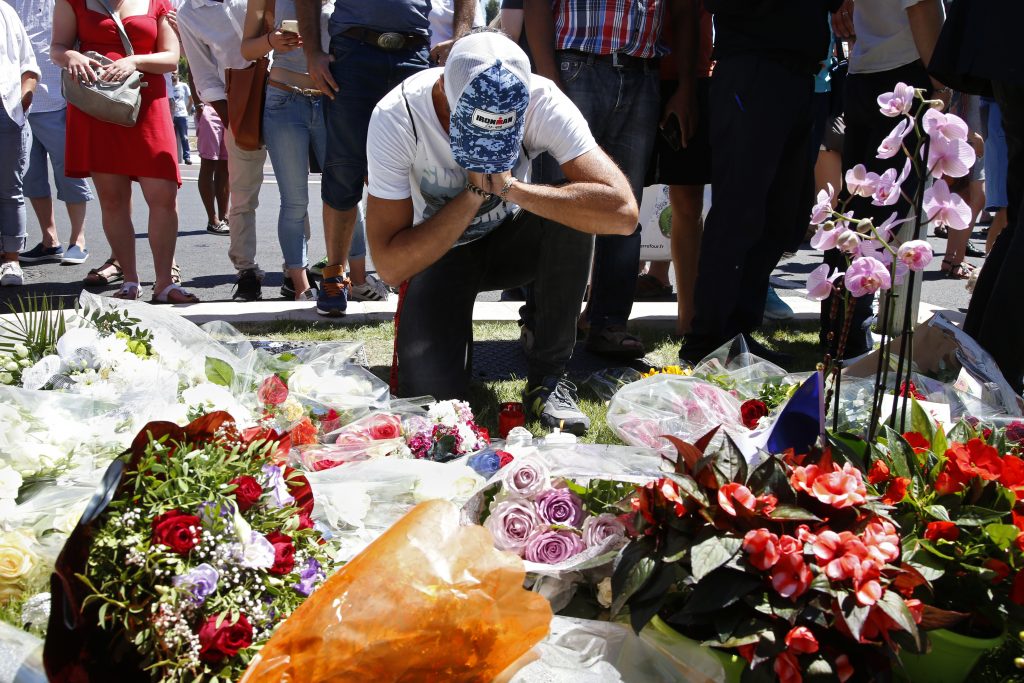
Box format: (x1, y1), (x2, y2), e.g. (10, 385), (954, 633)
(111, 281), (141, 300)
(941, 259), (975, 280)
(586, 324), (646, 359)
(83, 257), (123, 287)
(151, 283), (199, 305)
(171, 263), (181, 284)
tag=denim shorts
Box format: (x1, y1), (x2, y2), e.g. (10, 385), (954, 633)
(322, 36), (428, 211)
(23, 109), (94, 203)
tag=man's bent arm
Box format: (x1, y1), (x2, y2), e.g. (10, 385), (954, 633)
(367, 191), (486, 285)
(523, 0), (559, 85)
(452, 0), (476, 40)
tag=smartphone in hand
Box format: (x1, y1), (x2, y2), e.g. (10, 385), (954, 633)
(279, 19), (299, 34)
(660, 113), (682, 152)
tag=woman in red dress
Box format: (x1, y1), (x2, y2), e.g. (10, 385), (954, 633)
(51, 0), (198, 303)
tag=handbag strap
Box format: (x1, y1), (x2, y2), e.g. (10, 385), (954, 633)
(92, 0), (135, 56)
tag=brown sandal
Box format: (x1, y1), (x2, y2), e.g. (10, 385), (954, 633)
(83, 257), (123, 287)
(941, 259), (975, 280)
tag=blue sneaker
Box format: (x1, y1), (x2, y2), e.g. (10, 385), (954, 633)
(764, 287), (794, 322)
(61, 245), (89, 264)
(316, 265), (348, 317)
(20, 243), (64, 263)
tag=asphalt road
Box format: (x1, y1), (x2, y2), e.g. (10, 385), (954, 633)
(3, 124), (985, 315)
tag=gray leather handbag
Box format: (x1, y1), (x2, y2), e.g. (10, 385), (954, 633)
(61, 0), (145, 127)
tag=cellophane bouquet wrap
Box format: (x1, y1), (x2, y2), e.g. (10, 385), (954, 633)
(240, 499), (552, 683)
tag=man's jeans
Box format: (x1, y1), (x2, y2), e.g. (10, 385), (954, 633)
(263, 86), (325, 269)
(323, 35), (429, 211)
(173, 115), (190, 163)
(547, 52), (659, 332)
(225, 128), (267, 273)
(0, 107), (30, 254)
(397, 211), (593, 399)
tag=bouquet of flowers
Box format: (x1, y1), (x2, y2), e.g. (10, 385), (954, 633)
(613, 431), (925, 682)
(405, 400), (489, 461)
(44, 412), (333, 683)
(866, 413), (1024, 639)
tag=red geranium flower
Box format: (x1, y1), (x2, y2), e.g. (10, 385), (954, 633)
(743, 528), (781, 571)
(934, 469), (964, 496)
(999, 454), (1024, 498)
(772, 552), (812, 600)
(151, 510), (201, 555)
(740, 399), (769, 430)
(197, 612), (253, 663)
(229, 475), (263, 513)
(792, 463), (867, 509)
(774, 651), (802, 683)
(923, 521), (959, 543)
(785, 626), (819, 655)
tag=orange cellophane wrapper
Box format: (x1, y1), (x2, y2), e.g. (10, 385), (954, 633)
(240, 499), (552, 683)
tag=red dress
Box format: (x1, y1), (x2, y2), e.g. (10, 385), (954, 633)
(64, 0), (180, 184)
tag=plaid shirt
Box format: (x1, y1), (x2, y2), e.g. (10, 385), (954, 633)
(551, 0), (667, 59)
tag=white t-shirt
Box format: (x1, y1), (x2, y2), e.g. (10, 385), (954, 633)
(367, 67), (597, 246)
(849, 0), (931, 75)
(171, 82), (191, 118)
(427, 0), (485, 48)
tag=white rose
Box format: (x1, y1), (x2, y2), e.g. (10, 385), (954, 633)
(12, 344), (28, 358)
(0, 373), (12, 385)
(412, 466), (484, 504)
(0, 530), (39, 596)
(3, 361), (17, 372)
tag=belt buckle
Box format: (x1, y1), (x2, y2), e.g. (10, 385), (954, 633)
(377, 32), (405, 51)
(611, 52), (623, 69)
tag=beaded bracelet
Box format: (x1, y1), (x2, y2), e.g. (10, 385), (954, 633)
(465, 182), (491, 199)
(499, 177), (516, 201)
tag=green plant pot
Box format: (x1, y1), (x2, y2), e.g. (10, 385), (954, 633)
(647, 616), (746, 683)
(899, 628), (1007, 683)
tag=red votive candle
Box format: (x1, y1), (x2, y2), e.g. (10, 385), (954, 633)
(498, 402), (526, 439)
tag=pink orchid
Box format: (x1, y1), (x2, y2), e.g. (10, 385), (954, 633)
(844, 256), (892, 297)
(858, 238), (893, 266)
(927, 134), (976, 179)
(845, 164), (879, 197)
(923, 108), (969, 141)
(871, 159), (912, 207)
(836, 230), (862, 255)
(877, 118), (913, 160)
(897, 240), (934, 271)
(809, 183), (836, 224)
(893, 260), (910, 286)
(923, 180), (972, 230)
(810, 223), (850, 252)
(805, 264), (841, 301)
(876, 211), (911, 242)
(877, 82), (917, 118)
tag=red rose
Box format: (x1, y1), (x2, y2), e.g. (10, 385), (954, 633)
(1007, 421), (1024, 445)
(867, 460), (891, 485)
(285, 467), (314, 516)
(368, 415), (402, 440)
(881, 477), (909, 505)
(740, 399), (769, 430)
(902, 432), (931, 455)
(257, 375), (289, 406)
(229, 475), (262, 513)
(923, 521), (959, 543)
(297, 509), (314, 530)
(312, 458), (344, 472)
(497, 450), (515, 467)
(265, 530), (296, 575)
(289, 417), (318, 446)
(151, 510), (201, 555)
(197, 612), (253, 663)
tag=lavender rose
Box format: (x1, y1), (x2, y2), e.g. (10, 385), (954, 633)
(484, 500), (541, 553)
(524, 529), (586, 564)
(582, 513), (627, 549)
(501, 456), (550, 499)
(173, 563), (219, 602)
(534, 488), (584, 527)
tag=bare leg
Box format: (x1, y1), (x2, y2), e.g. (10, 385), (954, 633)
(288, 266), (311, 298)
(66, 201), (87, 248)
(197, 158), (217, 225)
(139, 177), (179, 293)
(214, 159), (229, 223)
(323, 204), (357, 271)
(91, 173), (137, 283)
(945, 179), (985, 270)
(670, 184), (705, 336)
(647, 260), (672, 286)
(814, 149), (842, 210)
(986, 207), (1008, 253)
(348, 255), (367, 285)
(28, 197), (60, 248)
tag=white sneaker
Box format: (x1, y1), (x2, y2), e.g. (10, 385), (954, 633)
(0, 262), (23, 286)
(349, 273), (390, 302)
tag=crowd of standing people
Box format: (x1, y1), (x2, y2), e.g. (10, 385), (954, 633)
(0, 0), (1020, 433)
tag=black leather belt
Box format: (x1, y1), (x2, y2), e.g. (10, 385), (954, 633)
(559, 49), (657, 70)
(342, 27), (429, 52)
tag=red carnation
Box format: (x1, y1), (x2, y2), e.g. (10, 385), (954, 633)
(740, 399), (769, 430)
(289, 417), (318, 446)
(151, 510), (201, 555)
(229, 475), (262, 513)
(923, 521), (959, 543)
(265, 530), (296, 575)
(197, 613), (253, 663)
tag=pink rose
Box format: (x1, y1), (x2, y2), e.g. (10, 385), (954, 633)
(367, 414), (402, 440)
(257, 375), (289, 406)
(896, 240), (933, 271)
(844, 256), (891, 298)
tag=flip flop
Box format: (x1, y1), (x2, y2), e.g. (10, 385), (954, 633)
(83, 257), (123, 287)
(151, 283), (199, 305)
(111, 281), (141, 300)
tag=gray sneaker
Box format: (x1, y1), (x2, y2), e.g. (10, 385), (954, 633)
(523, 377), (590, 436)
(61, 244), (89, 264)
(349, 273), (390, 302)
(0, 262), (24, 286)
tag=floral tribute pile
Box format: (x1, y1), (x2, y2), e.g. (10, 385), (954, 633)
(44, 412), (333, 683)
(612, 431), (925, 683)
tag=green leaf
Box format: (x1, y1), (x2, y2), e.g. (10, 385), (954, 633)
(690, 533), (742, 582)
(984, 523), (1019, 551)
(881, 428), (913, 480)
(931, 426), (948, 457)
(681, 568), (761, 615)
(768, 504), (821, 521)
(923, 505), (950, 522)
(947, 420), (974, 444)
(709, 435), (748, 486)
(827, 432), (869, 472)
(663, 472), (709, 507)
(957, 506), (1010, 527)
(841, 594), (873, 642)
(205, 357), (235, 387)
(745, 455), (793, 502)
(610, 537), (656, 617)
(627, 562), (678, 634)
(910, 399), (936, 444)
(877, 590), (923, 650)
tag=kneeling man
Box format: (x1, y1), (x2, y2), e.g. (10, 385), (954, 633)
(367, 30), (637, 435)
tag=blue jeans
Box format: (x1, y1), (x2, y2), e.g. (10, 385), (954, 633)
(24, 109), (94, 202)
(541, 52), (659, 331)
(172, 115), (190, 163)
(0, 107), (30, 254)
(263, 86), (327, 269)
(322, 36), (429, 211)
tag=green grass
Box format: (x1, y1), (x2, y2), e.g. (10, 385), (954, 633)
(233, 320), (823, 445)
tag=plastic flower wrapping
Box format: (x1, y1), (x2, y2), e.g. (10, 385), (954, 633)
(43, 412), (334, 683)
